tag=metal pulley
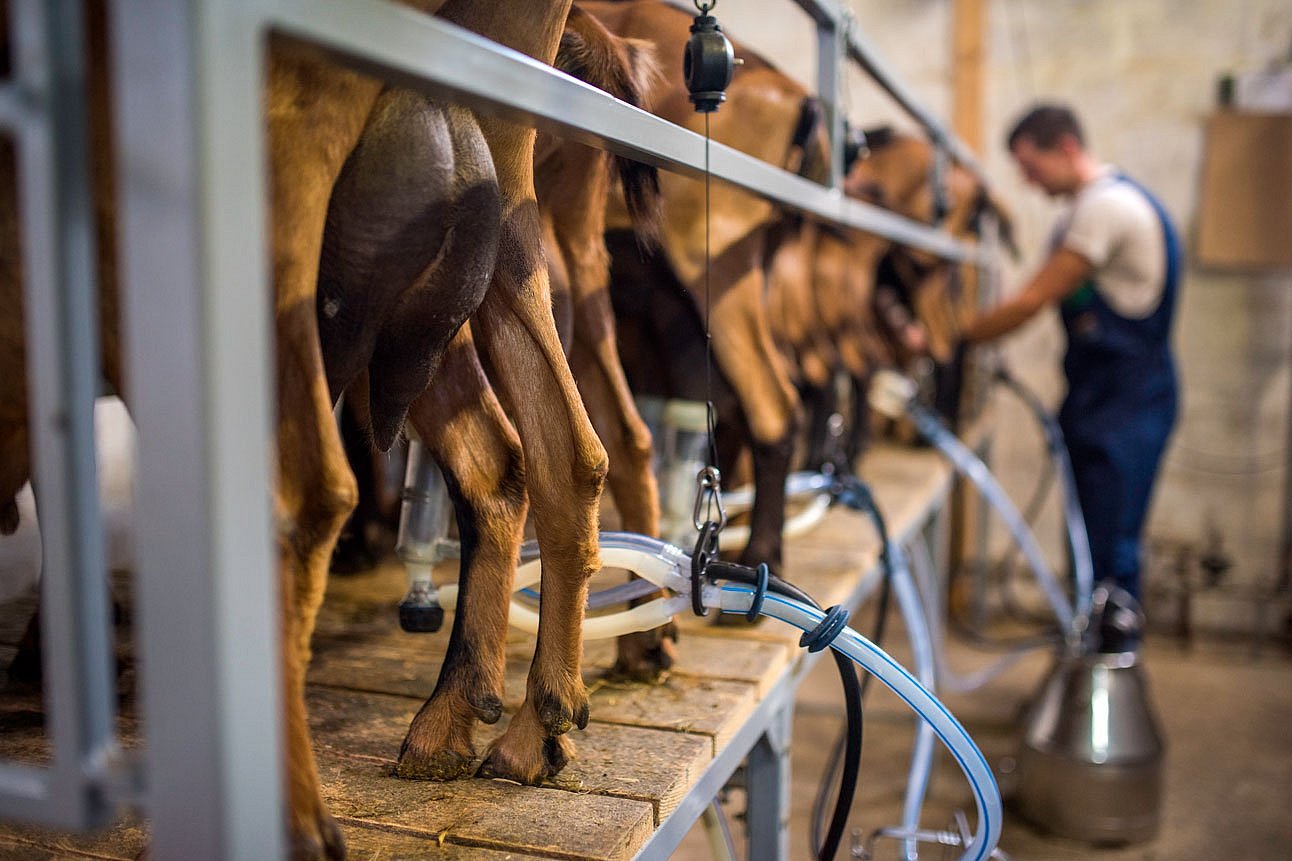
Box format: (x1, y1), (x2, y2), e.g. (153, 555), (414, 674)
(683, 2), (735, 113)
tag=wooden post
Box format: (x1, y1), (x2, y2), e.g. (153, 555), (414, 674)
(952, 0), (986, 154)
(948, 0), (987, 619)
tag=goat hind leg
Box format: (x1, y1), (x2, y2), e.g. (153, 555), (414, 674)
(708, 266), (800, 575)
(569, 340), (677, 682)
(474, 206), (605, 784)
(396, 327), (526, 781)
(275, 300), (358, 861)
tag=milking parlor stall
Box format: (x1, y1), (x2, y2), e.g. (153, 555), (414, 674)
(2, 0), (1291, 859)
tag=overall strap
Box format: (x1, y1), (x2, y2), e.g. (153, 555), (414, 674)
(1113, 172), (1182, 332)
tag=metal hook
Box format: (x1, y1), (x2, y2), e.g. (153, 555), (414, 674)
(693, 465), (727, 531)
(693, 0), (716, 13)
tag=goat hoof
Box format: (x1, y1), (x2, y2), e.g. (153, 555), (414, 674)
(610, 625), (678, 683)
(477, 732), (572, 783)
(289, 809), (346, 861)
(542, 735), (571, 774)
(395, 747), (474, 782)
(711, 612), (762, 628)
(476, 751), (527, 783)
(537, 695), (588, 735)
(469, 693), (503, 725)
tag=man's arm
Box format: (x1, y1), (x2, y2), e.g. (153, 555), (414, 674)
(962, 247), (1093, 344)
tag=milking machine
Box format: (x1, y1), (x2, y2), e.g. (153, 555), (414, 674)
(390, 421), (1006, 861)
(869, 367), (1166, 846)
(395, 438), (453, 634)
(490, 535), (1002, 861)
(636, 394), (834, 548)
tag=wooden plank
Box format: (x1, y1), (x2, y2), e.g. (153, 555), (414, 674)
(305, 686), (711, 823)
(310, 636), (758, 749)
(580, 675), (758, 755)
(317, 753), (654, 861)
(0, 441), (954, 860)
(307, 637), (462, 702)
(591, 633), (789, 696)
(0, 813), (534, 860)
(0, 835), (67, 860)
(313, 560), (409, 641)
(310, 625), (764, 757)
(862, 444), (954, 543)
(343, 825), (542, 860)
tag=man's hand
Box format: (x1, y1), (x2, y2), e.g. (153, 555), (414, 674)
(874, 285), (933, 358)
(963, 247), (1093, 344)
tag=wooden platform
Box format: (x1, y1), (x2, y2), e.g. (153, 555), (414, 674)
(0, 443), (951, 860)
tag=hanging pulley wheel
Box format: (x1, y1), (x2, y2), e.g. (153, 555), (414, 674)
(683, 6), (735, 113)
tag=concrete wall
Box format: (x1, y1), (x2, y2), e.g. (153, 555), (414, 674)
(712, 0), (1292, 632)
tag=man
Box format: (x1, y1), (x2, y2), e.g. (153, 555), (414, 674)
(963, 104), (1181, 605)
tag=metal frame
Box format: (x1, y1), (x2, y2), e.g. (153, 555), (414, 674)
(0, 0), (994, 856)
(0, 0), (122, 830)
(265, 0), (988, 262)
(782, 0), (989, 185)
(109, 2), (286, 858)
(631, 486), (953, 861)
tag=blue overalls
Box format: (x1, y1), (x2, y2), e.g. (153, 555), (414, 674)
(1057, 174), (1181, 602)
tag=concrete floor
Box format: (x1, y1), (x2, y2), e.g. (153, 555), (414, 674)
(671, 616), (1292, 861)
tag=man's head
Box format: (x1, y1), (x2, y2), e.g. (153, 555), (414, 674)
(1005, 104), (1091, 197)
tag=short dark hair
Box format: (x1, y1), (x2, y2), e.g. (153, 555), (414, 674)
(1006, 104), (1085, 151)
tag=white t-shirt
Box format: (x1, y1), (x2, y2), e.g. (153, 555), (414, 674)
(1051, 168), (1167, 319)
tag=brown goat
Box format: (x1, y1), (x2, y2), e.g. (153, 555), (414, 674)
(389, 7), (671, 781)
(777, 129), (1014, 462)
(536, 10), (677, 680)
(585, 0), (831, 574)
(2, 1), (614, 856)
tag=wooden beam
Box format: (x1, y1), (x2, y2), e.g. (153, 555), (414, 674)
(952, 0), (986, 154)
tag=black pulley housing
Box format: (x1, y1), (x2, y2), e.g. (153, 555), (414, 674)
(683, 14), (734, 113)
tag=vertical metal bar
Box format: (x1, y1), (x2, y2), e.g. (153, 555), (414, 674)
(745, 704), (792, 861)
(815, 15), (844, 191)
(110, 0), (283, 857)
(10, 0), (118, 828)
(928, 496), (952, 592)
(971, 437), (993, 631)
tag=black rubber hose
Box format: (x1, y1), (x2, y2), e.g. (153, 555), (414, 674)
(809, 488), (893, 858)
(706, 562), (863, 861)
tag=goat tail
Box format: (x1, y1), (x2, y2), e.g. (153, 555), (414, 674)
(557, 5), (662, 245)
